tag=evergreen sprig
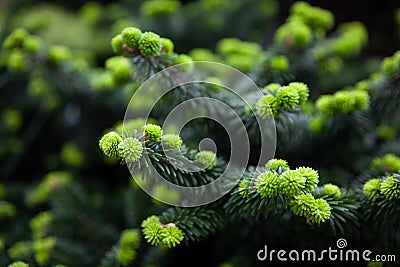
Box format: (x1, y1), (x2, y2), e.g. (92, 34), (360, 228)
(3, 1), (400, 266)
(159, 207), (225, 244)
(99, 125), (226, 187)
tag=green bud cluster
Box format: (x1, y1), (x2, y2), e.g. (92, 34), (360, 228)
(217, 38), (262, 57)
(263, 83), (282, 94)
(279, 170), (307, 196)
(225, 54), (255, 72)
(290, 2), (334, 30)
(99, 131), (122, 158)
(7, 262), (29, 267)
(7, 51), (26, 72)
(311, 22), (367, 61)
(0, 201), (16, 219)
(117, 229), (140, 266)
(318, 56), (344, 74)
(256, 172), (280, 197)
(274, 20), (312, 49)
(161, 38), (174, 53)
(255, 82), (309, 118)
(244, 158), (329, 223)
(104, 56), (132, 86)
(118, 137), (143, 163)
(99, 130), (146, 163)
(105, 56), (131, 78)
(61, 142), (85, 167)
(315, 89), (369, 116)
(276, 82), (309, 110)
(205, 77), (224, 92)
(289, 82), (309, 104)
(297, 167), (319, 192)
(290, 193), (331, 223)
(372, 154), (400, 173)
(2, 27), (85, 75)
(381, 51), (400, 74)
(269, 55), (289, 72)
(33, 237), (55, 265)
(3, 28), (43, 54)
(363, 179), (382, 201)
(8, 241), (33, 260)
(376, 124), (396, 140)
(161, 134), (183, 150)
(111, 34), (124, 54)
(143, 124), (163, 142)
(321, 183), (341, 199)
(258, 159), (320, 196)
(141, 215), (184, 248)
(380, 176), (400, 200)
(2, 109), (22, 132)
(363, 175), (400, 201)
(265, 158), (289, 172)
(48, 45), (72, 64)
(238, 178), (252, 198)
(138, 32), (163, 57)
(367, 262), (384, 267)
(121, 27), (142, 50)
(173, 54), (193, 69)
(78, 2), (102, 24)
(216, 38), (264, 71)
(29, 211), (53, 239)
(111, 27), (173, 58)
(309, 115), (326, 133)
(99, 123), (189, 166)
(114, 118), (150, 136)
(26, 172), (72, 207)
(256, 95), (278, 119)
(276, 86), (300, 110)
(189, 48), (221, 62)
(354, 80), (370, 91)
(333, 22), (368, 57)
(91, 72), (116, 90)
(27, 77), (53, 100)
(195, 150), (217, 169)
(140, 0), (181, 16)
(151, 184), (180, 204)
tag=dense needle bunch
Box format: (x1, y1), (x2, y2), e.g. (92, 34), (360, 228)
(141, 216), (184, 248)
(111, 27), (174, 58)
(372, 154), (400, 173)
(99, 131), (122, 158)
(256, 82), (310, 119)
(143, 124), (163, 142)
(363, 179), (382, 201)
(291, 194), (331, 223)
(118, 137), (143, 163)
(116, 229), (140, 266)
(380, 176), (400, 200)
(161, 134), (183, 150)
(3, 1), (400, 266)
(315, 89), (369, 116)
(233, 158), (330, 224)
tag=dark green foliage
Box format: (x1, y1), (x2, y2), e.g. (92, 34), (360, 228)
(1, 1), (400, 266)
(159, 207), (225, 244)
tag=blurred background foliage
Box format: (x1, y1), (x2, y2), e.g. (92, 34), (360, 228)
(1, 0), (400, 266)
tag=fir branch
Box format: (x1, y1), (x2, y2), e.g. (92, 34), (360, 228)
(320, 194), (361, 235)
(120, 134), (226, 187)
(222, 170), (289, 220)
(159, 206), (225, 244)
